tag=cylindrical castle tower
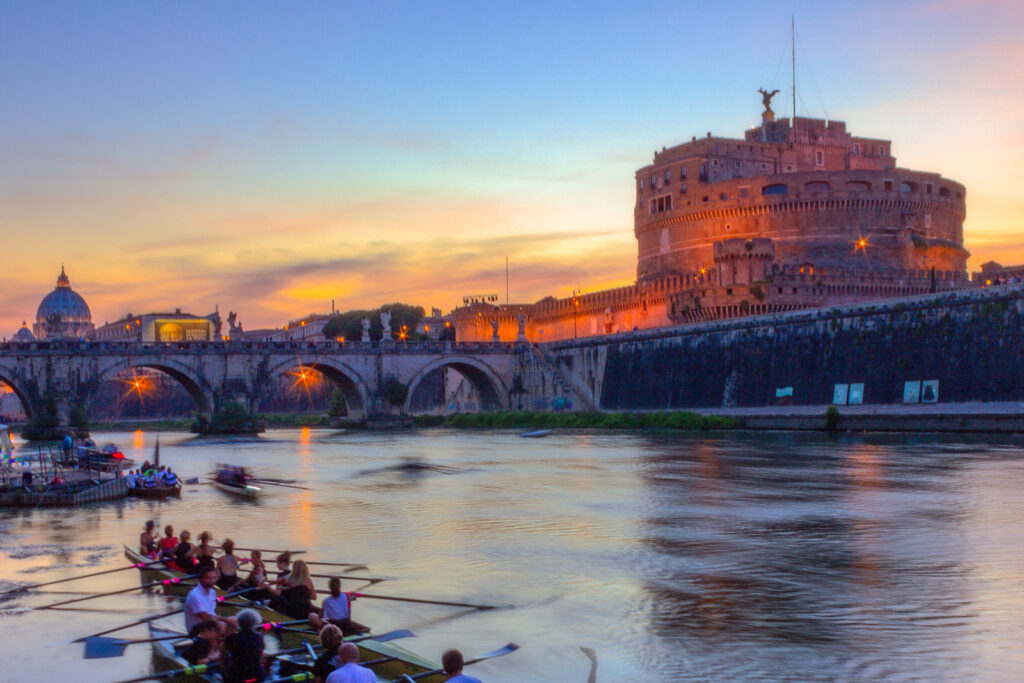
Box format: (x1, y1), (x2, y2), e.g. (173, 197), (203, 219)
(634, 116), (968, 282)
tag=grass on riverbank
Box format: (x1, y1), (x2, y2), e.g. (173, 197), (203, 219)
(88, 413), (333, 433)
(413, 411), (743, 431)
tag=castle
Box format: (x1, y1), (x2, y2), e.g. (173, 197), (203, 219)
(452, 99), (971, 342)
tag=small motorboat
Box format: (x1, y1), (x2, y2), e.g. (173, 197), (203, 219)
(518, 429), (551, 438)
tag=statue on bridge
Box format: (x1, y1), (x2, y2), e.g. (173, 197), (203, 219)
(380, 311), (393, 343)
(490, 318), (500, 342)
(227, 311), (243, 340)
(361, 317), (371, 342)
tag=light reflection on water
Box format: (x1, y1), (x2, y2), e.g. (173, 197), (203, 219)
(2, 430), (1024, 681)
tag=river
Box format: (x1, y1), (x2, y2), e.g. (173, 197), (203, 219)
(2, 428), (1024, 682)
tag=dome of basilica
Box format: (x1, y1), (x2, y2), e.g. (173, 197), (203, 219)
(33, 267), (95, 339)
(12, 321), (35, 342)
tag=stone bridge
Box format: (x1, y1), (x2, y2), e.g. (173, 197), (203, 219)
(0, 339), (581, 432)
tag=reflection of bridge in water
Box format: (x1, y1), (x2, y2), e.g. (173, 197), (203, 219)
(0, 339), (578, 431)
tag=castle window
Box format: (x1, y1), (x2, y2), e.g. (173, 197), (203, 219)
(665, 170), (671, 184)
(785, 165), (794, 172)
(876, 146), (884, 157)
(939, 187), (950, 197)
(900, 181), (917, 193)
(762, 183), (789, 196)
(815, 150), (824, 166)
(725, 224), (731, 231)
(713, 143), (719, 152)
(680, 167), (687, 180)
(665, 195), (672, 210)
(699, 164), (707, 180)
(702, 195), (709, 203)
(638, 180), (643, 192)
(734, 160), (741, 169)
(805, 181), (831, 193)
(720, 192), (728, 200)
(884, 180), (893, 191)
(854, 143), (861, 155)
(761, 163), (768, 171)
(650, 175), (656, 188)
(740, 186), (749, 198)
(926, 183), (933, 194)
(680, 183), (687, 194)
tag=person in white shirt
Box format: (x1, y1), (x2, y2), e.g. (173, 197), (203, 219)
(184, 566), (233, 636)
(325, 643), (378, 683)
(309, 577), (369, 636)
(125, 470), (137, 489)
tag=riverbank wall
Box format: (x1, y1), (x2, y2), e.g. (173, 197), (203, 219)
(541, 284), (1024, 412)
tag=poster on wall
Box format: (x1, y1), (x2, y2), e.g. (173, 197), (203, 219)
(833, 384), (849, 405)
(848, 383), (865, 405)
(903, 381), (921, 404)
(921, 380), (939, 403)
(775, 386), (793, 406)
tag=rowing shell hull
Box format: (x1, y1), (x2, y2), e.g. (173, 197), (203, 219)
(149, 622), (219, 682)
(124, 546), (445, 681)
(211, 480), (261, 499)
(129, 485), (182, 500)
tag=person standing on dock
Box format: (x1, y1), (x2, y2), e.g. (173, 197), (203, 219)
(325, 642), (377, 683)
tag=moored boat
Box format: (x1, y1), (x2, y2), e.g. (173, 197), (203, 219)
(129, 484), (182, 500)
(123, 545), (446, 680)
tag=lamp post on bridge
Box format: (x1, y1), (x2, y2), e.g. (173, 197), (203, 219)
(572, 289), (581, 339)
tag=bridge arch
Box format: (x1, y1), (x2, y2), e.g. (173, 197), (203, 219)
(260, 357), (370, 421)
(93, 358), (215, 416)
(405, 356), (509, 413)
(0, 364), (34, 420)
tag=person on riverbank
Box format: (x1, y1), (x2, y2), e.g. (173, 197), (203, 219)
(312, 624), (344, 683)
(325, 643), (377, 683)
(139, 520), (157, 557)
(222, 608), (266, 683)
(441, 649), (481, 683)
(309, 577), (369, 636)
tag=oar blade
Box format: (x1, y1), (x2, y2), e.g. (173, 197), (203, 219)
(368, 629), (415, 643)
(83, 636), (131, 659)
(471, 642), (521, 661)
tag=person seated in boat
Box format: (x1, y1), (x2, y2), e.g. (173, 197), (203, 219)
(273, 551), (292, 588)
(222, 608), (267, 683)
(139, 520), (157, 557)
(309, 577), (370, 636)
(182, 619), (222, 666)
(324, 642), (378, 683)
(240, 549), (274, 601)
(441, 649), (481, 683)
(125, 469), (136, 489)
(141, 459), (151, 473)
(175, 529), (198, 571)
(195, 531), (217, 572)
(270, 560), (317, 620)
(143, 471), (159, 488)
(312, 624), (344, 683)
(159, 525), (178, 562)
(185, 566), (236, 637)
(216, 538), (243, 591)
(164, 467), (179, 487)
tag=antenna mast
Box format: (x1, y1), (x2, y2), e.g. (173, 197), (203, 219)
(791, 15), (797, 128)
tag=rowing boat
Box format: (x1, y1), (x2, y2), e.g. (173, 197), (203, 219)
(129, 485), (182, 501)
(124, 546), (446, 681)
(210, 479), (261, 499)
(149, 622), (219, 682)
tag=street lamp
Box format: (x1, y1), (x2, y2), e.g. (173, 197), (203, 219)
(572, 289), (581, 339)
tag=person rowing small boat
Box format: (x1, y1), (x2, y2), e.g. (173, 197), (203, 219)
(212, 465), (262, 499)
(309, 577), (370, 636)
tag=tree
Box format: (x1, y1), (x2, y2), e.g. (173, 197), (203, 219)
(328, 389), (348, 418)
(382, 379), (409, 413)
(322, 303), (426, 342)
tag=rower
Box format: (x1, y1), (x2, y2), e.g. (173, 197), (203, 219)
(325, 643), (377, 683)
(182, 619), (222, 666)
(139, 520), (157, 557)
(159, 525), (178, 562)
(184, 566), (234, 637)
(216, 538), (242, 590)
(441, 650), (482, 683)
(222, 608), (267, 683)
(312, 625), (344, 683)
(175, 530), (197, 571)
(309, 577), (370, 636)
(164, 467), (179, 487)
(274, 551), (292, 587)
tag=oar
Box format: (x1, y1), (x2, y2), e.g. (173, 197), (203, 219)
(305, 561), (369, 570)
(309, 572), (391, 583)
(250, 479), (311, 491)
(0, 558), (166, 596)
(84, 619), (311, 658)
(32, 576), (197, 610)
(234, 547), (306, 555)
(71, 587), (255, 642)
(352, 591), (502, 610)
(382, 643), (521, 682)
(104, 662), (220, 683)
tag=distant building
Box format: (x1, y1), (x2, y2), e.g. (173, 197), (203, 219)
(453, 102), (971, 342)
(12, 321), (35, 342)
(972, 261), (1024, 285)
(91, 310), (221, 342)
(33, 267), (95, 339)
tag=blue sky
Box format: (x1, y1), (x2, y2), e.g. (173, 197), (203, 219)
(1, 0), (1021, 332)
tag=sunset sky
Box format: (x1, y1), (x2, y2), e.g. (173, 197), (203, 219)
(1, 0), (1021, 334)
